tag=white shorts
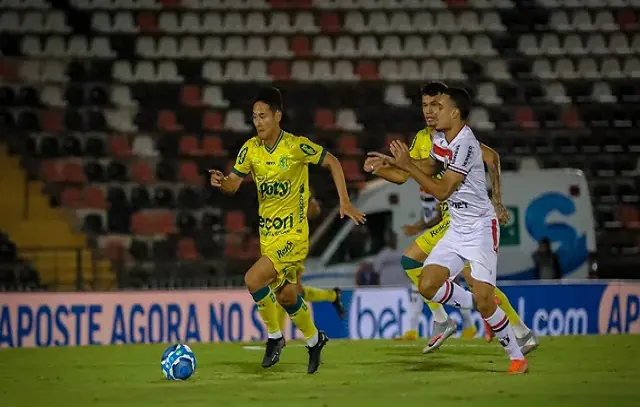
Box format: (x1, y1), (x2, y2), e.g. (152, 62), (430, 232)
(424, 218), (499, 286)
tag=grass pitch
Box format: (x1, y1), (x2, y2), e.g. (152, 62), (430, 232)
(1, 335), (639, 407)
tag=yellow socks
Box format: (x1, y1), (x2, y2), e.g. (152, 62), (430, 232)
(495, 287), (530, 337)
(303, 286), (337, 303)
(250, 286), (281, 337)
(495, 287), (521, 325)
(277, 304), (288, 332)
(286, 294), (319, 345)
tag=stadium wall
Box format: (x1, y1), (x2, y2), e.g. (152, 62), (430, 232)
(1, 282), (638, 348)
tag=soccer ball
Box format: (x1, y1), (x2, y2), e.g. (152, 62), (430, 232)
(161, 344), (197, 381)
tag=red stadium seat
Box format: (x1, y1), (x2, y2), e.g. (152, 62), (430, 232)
(291, 36), (310, 57)
(181, 86), (202, 107)
(42, 110), (62, 133)
(203, 111), (223, 131)
(224, 234), (244, 259)
(131, 160), (155, 184)
(61, 187), (83, 208)
(515, 107), (538, 129)
(225, 211), (245, 233)
(84, 186), (108, 209)
(105, 238), (127, 262)
(320, 12), (340, 33)
(268, 61), (290, 81)
(621, 205), (640, 229)
(137, 12), (157, 33)
(41, 160), (63, 182)
(314, 108), (335, 130)
(0, 59), (18, 82)
(562, 108), (583, 129)
(619, 10), (638, 31)
(342, 159), (365, 183)
(337, 135), (361, 155)
(158, 110), (182, 132)
(62, 160), (86, 183)
(131, 212), (154, 236)
(154, 210), (176, 234)
(109, 135), (131, 157)
(356, 62), (378, 80)
(202, 135), (227, 156)
(179, 161), (201, 185)
(179, 135), (200, 156)
(177, 237), (198, 261)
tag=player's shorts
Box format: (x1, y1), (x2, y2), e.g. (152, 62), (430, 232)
(262, 234), (309, 291)
(415, 218), (450, 255)
(424, 218), (499, 286)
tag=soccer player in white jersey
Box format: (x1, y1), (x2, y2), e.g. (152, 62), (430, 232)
(378, 87), (528, 374)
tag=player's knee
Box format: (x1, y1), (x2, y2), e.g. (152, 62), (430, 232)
(418, 273), (440, 300)
(244, 272), (261, 293)
(276, 284), (298, 307)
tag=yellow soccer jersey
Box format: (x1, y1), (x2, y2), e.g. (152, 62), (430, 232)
(409, 127), (450, 222)
(232, 130), (326, 246)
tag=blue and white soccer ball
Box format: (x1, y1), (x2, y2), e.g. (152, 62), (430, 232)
(161, 344), (197, 381)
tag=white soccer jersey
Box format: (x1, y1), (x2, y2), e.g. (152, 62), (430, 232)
(426, 125), (500, 285)
(419, 189), (439, 224)
(429, 125), (496, 230)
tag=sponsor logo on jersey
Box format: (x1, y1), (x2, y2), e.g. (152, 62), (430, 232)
(449, 200), (469, 209)
(276, 240), (295, 259)
(298, 191), (306, 223)
(429, 220), (449, 238)
(462, 145), (474, 168)
(237, 146), (248, 165)
(279, 156), (290, 170)
(300, 143), (317, 156)
(259, 180), (291, 199)
(259, 214), (294, 232)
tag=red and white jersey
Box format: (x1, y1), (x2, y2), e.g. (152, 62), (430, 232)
(430, 125), (495, 231)
(419, 188), (439, 224)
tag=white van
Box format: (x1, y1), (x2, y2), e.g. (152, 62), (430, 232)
(302, 169), (597, 288)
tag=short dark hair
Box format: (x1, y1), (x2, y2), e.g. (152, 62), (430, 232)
(442, 87), (471, 120)
(253, 87), (283, 113)
(420, 81), (448, 97)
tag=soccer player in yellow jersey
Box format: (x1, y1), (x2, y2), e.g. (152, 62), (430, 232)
(274, 192), (347, 333)
(364, 82), (538, 355)
(209, 87), (365, 373)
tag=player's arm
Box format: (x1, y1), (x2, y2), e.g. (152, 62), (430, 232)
(481, 143), (502, 203)
(480, 143), (510, 225)
(425, 205), (444, 228)
(385, 140), (464, 201)
(365, 156), (438, 183)
(297, 137), (366, 225)
(209, 142), (251, 195)
(209, 170), (243, 195)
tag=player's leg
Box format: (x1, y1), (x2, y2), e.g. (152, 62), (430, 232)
(244, 255), (286, 368)
(461, 266), (539, 353)
(296, 269), (346, 320)
(470, 261), (527, 374)
(276, 280), (328, 374)
(453, 273), (478, 339)
(494, 287), (539, 355)
(400, 234), (452, 342)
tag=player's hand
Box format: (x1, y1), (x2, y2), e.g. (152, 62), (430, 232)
(493, 201), (510, 225)
(363, 156), (386, 173)
(208, 169), (224, 188)
(389, 140), (412, 170)
(367, 151), (396, 168)
(402, 224), (421, 237)
(340, 201), (366, 225)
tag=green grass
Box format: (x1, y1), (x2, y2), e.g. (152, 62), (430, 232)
(1, 336), (639, 407)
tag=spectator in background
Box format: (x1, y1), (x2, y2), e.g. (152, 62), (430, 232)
(355, 262), (379, 287)
(532, 237), (562, 280)
(371, 231), (406, 287)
